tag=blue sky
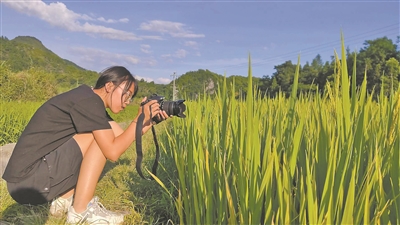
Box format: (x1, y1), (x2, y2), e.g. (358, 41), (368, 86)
(1, 1), (399, 84)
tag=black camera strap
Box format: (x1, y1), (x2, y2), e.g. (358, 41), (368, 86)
(135, 106), (160, 180)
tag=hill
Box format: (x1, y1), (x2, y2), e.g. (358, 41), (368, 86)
(0, 36), (98, 88)
(0, 36), (259, 100)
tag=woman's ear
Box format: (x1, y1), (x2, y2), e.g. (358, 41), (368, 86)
(105, 82), (114, 93)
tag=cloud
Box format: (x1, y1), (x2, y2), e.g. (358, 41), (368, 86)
(140, 44), (152, 54)
(134, 75), (171, 84)
(142, 58), (158, 66)
(140, 20), (205, 38)
(134, 75), (154, 82)
(70, 46), (141, 67)
(161, 49), (188, 62)
(174, 49), (187, 58)
(3, 1), (160, 41)
(157, 77), (171, 84)
(97, 17), (129, 24)
(184, 41), (198, 49)
(68, 46), (160, 71)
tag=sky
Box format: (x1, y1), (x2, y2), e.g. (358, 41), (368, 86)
(1, 1), (399, 84)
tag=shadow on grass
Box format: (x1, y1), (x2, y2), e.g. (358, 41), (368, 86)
(100, 159), (120, 179)
(1, 202), (50, 225)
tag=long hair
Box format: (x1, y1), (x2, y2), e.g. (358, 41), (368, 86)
(94, 66), (138, 101)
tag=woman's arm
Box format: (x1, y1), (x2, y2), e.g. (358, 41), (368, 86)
(91, 100), (169, 161)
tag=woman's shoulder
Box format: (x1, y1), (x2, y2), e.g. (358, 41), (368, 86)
(60, 84), (94, 97)
(48, 84), (98, 106)
(73, 84), (92, 93)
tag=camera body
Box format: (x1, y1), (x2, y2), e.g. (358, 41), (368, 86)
(141, 94), (186, 123)
(141, 94), (165, 106)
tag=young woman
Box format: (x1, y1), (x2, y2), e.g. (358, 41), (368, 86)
(2, 66), (169, 224)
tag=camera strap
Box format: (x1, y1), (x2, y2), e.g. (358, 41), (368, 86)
(135, 106), (160, 180)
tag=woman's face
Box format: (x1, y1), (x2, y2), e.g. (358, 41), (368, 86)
(108, 81), (135, 114)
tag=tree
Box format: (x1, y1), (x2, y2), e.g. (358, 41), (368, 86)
(357, 37), (398, 92)
(298, 55), (323, 93)
(383, 57), (400, 93)
(314, 60), (335, 94)
(259, 75), (272, 94)
(0, 64), (58, 101)
(272, 60), (297, 95)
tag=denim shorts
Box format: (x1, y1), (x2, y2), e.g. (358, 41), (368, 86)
(7, 138), (83, 205)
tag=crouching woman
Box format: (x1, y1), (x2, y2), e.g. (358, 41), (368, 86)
(2, 66), (169, 224)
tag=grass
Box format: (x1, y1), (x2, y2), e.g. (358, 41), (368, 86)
(153, 42), (400, 224)
(0, 101), (43, 146)
(1, 37), (399, 225)
(0, 103), (178, 225)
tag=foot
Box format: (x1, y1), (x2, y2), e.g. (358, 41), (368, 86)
(49, 195), (73, 217)
(66, 196), (124, 225)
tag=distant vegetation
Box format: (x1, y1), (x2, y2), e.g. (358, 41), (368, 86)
(0, 36), (261, 101)
(135, 69), (260, 101)
(259, 36), (400, 97)
(0, 35), (399, 102)
(0, 36), (98, 91)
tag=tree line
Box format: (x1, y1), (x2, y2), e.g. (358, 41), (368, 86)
(1, 35), (399, 102)
(258, 36), (400, 97)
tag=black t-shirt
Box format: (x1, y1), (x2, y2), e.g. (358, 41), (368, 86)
(3, 85), (113, 182)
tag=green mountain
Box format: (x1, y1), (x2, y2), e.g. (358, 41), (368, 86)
(173, 69), (260, 100)
(0, 36), (98, 88)
(1, 36), (259, 100)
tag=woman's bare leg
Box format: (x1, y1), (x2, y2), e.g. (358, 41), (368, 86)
(56, 132), (94, 201)
(59, 189), (75, 199)
(70, 121), (124, 213)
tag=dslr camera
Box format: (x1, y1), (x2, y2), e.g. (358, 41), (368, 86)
(141, 94), (186, 123)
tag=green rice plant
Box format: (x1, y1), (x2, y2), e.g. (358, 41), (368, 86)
(0, 101), (43, 146)
(154, 37), (400, 224)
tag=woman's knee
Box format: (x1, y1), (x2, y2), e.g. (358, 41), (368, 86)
(73, 133), (95, 156)
(73, 122), (122, 157)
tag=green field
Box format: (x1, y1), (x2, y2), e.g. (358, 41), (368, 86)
(1, 41), (399, 224)
(154, 51), (400, 224)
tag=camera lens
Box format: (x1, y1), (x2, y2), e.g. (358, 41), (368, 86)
(162, 100), (186, 118)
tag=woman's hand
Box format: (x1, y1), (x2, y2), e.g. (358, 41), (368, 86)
(138, 97), (161, 124)
(154, 110), (171, 124)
